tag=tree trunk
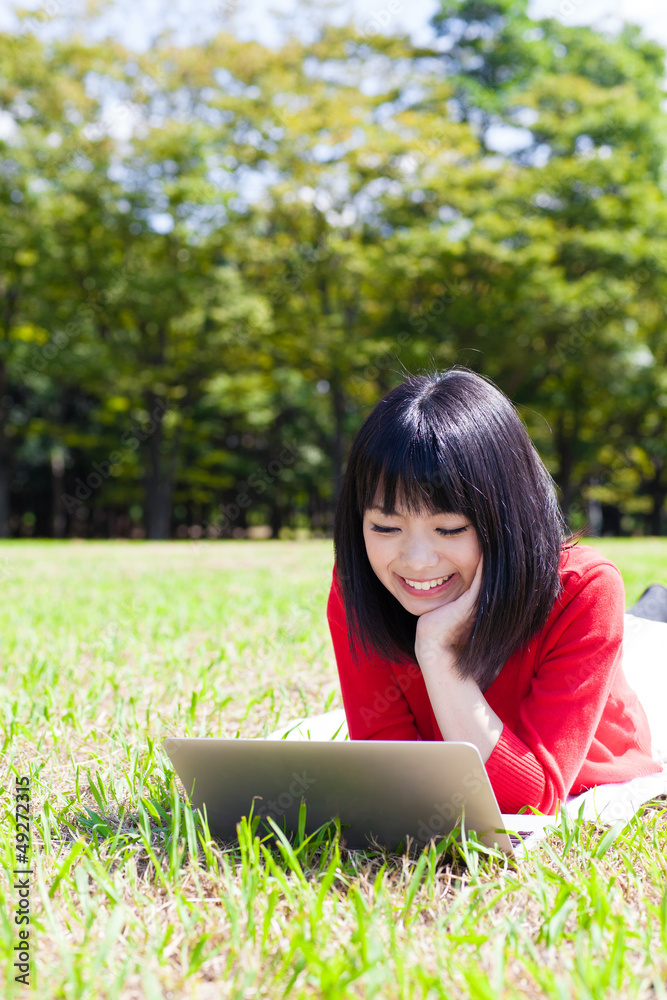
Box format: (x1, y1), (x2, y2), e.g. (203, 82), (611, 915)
(554, 410), (578, 521)
(144, 391), (173, 540)
(331, 378), (345, 506)
(646, 459), (666, 535)
(0, 452), (9, 538)
(51, 445), (66, 538)
(0, 364), (11, 538)
(270, 501), (283, 538)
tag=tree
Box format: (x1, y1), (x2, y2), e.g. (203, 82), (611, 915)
(394, 0), (667, 525)
(3, 5), (667, 536)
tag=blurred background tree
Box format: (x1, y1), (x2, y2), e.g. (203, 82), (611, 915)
(1, 0), (666, 538)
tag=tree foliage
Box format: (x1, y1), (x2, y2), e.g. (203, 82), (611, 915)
(2, 2), (667, 537)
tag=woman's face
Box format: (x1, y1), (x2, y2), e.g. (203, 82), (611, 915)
(362, 498), (483, 616)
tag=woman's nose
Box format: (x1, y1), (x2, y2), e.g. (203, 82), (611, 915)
(400, 537), (440, 570)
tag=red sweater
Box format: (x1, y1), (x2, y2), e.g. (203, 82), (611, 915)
(327, 543), (661, 814)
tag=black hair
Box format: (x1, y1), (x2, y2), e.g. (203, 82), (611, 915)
(332, 367), (569, 690)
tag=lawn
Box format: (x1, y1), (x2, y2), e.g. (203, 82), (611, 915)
(1, 538), (666, 999)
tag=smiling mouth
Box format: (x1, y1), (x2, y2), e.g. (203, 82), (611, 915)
(400, 574), (454, 593)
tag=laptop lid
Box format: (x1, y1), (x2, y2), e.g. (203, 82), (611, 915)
(163, 737), (517, 854)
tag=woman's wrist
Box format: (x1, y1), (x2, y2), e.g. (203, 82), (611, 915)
(414, 636), (458, 674)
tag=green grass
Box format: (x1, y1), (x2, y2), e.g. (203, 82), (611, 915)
(1, 538), (666, 999)
(578, 537), (667, 607)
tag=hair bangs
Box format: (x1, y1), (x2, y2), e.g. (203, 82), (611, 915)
(355, 413), (469, 519)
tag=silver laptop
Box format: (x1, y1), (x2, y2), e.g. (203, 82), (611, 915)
(163, 738), (550, 856)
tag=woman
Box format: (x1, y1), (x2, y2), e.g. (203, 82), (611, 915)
(273, 368), (667, 817)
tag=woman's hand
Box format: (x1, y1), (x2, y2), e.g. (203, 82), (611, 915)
(413, 557), (502, 761)
(414, 557), (484, 670)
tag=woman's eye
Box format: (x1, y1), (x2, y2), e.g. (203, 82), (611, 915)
(370, 524), (468, 535)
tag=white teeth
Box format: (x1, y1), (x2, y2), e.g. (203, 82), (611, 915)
(404, 575), (452, 591)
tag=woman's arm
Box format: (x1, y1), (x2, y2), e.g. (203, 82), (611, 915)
(414, 643), (503, 762)
(416, 551), (657, 815)
(481, 559), (633, 813)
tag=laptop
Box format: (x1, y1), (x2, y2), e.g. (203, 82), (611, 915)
(163, 737), (553, 856)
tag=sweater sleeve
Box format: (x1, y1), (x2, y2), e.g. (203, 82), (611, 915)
(484, 558), (626, 814)
(327, 566), (421, 741)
